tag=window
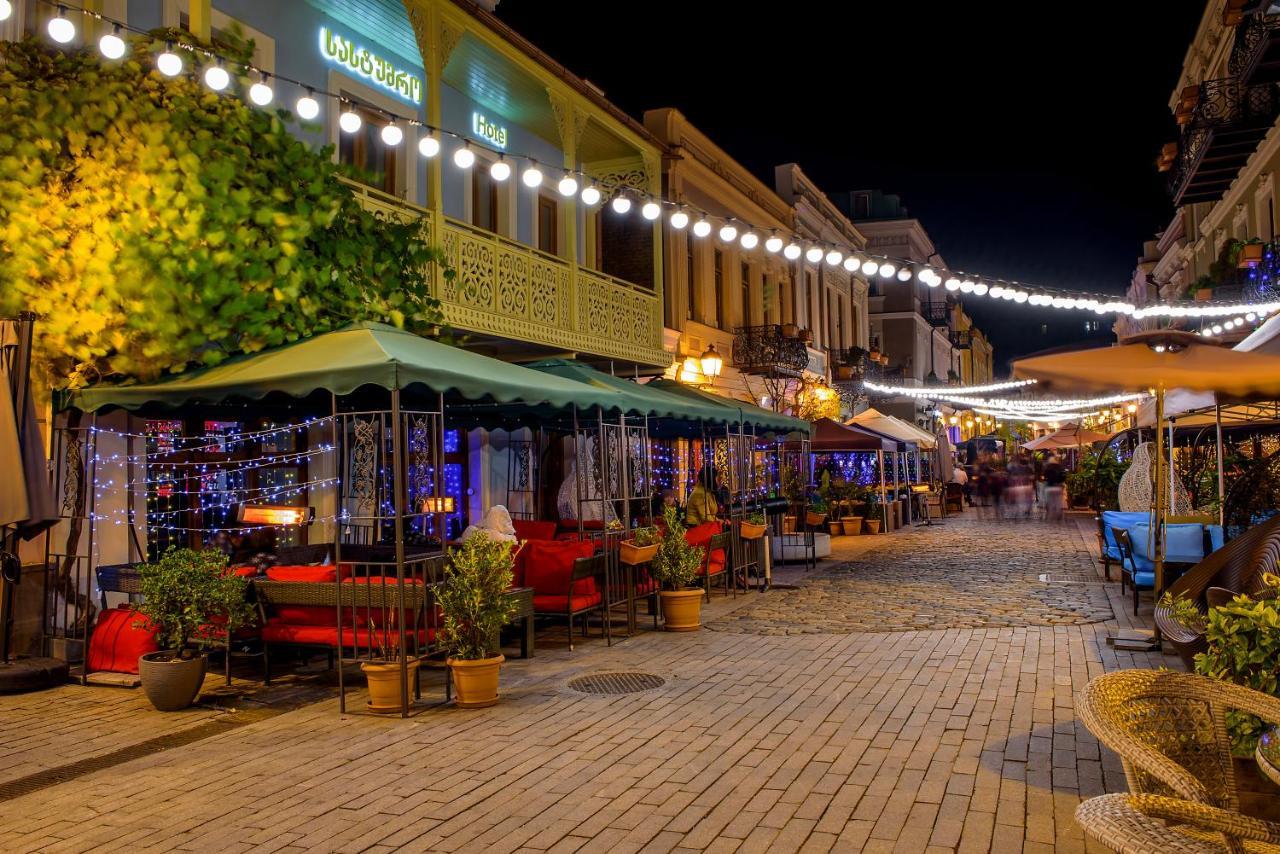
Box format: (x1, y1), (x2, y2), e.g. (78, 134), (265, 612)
(686, 234), (696, 321)
(537, 196), (557, 255)
(837, 298), (845, 349)
(855, 193), (871, 219)
(1040, 323), (1049, 335)
(713, 250), (725, 329)
(338, 103), (397, 195)
(472, 165), (498, 233)
(740, 263), (751, 328)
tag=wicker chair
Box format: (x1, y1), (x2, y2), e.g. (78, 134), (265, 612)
(1154, 514), (1280, 669)
(1077, 793), (1280, 853)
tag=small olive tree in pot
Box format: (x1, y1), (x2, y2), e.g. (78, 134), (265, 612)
(439, 533), (517, 708)
(134, 548), (253, 711)
(651, 506), (706, 631)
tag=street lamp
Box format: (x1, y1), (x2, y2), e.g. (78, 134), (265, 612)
(700, 344), (723, 382)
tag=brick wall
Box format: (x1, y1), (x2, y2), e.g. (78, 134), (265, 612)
(600, 215), (654, 288)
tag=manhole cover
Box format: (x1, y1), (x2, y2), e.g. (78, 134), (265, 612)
(568, 672), (665, 695)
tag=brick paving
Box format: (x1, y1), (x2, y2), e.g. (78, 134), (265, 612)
(0, 513), (1176, 852)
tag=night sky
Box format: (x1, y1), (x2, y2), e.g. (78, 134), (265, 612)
(495, 1), (1206, 372)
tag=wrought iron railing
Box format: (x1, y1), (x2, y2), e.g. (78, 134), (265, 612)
(1229, 10), (1280, 82)
(923, 299), (950, 327)
(1169, 76), (1280, 203)
(829, 347), (869, 383)
(730, 324), (810, 377)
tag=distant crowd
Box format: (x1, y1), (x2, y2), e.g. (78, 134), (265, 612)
(950, 450), (1068, 522)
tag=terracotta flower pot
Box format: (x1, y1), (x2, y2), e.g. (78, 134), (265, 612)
(843, 517), (863, 536)
(362, 659), (422, 713)
(1240, 243), (1264, 269)
(828, 522), (842, 536)
(1195, 288), (1214, 301)
(739, 521), (767, 540)
(806, 511), (826, 527)
(619, 540), (659, 565)
(660, 589), (703, 632)
(782, 515), (797, 533)
(139, 651), (207, 712)
(864, 519), (882, 534)
(447, 655), (504, 709)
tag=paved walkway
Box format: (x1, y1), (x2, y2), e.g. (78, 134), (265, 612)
(0, 513), (1175, 853)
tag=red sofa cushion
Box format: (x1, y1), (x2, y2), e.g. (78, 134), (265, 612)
(261, 621), (433, 648)
(511, 542), (528, 588)
(513, 520), (557, 542)
(87, 607), (158, 675)
(532, 591), (602, 613)
(265, 564), (352, 583)
(524, 539), (596, 598)
(685, 522), (726, 573)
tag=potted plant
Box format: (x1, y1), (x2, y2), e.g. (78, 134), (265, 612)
(739, 511), (767, 540)
(861, 495), (882, 534)
(134, 548), (254, 712)
(1239, 239), (1265, 269)
(651, 506), (706, 631)
(806, 496), (827, 529)
(780, 322), (799, 339)
(620, 526), (661, 565)
(437, 532), (518, 708)
(841, 482), (865, 536)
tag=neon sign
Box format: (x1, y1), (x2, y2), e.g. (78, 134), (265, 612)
(471, 112), (508, 149)
(319, 26), (422, 105)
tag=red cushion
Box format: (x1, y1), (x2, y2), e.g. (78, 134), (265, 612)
(231, 566), (259, 577)
(271, 605), (347, 626)
(685, 522), (725, 570)
(557, 520), (605, 532)
(513, 520), (557, 542)
(265, 564), (352, 582)
(262, 621), (433, 648)
(511, 542), (528, 588)
(87, 607), (158, 675)
(532, 592), (602, 613)
(523, 539), (596, 598)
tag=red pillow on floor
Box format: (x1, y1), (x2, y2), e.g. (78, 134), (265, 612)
(87, 607), (158, 675)
(523, 539), (595, 597)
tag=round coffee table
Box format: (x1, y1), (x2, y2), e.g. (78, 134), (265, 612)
(1257, 727), (1280, 787)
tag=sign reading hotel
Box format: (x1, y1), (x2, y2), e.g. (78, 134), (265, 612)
(471, 112), (508, 149)
(319, 26), (422, 105)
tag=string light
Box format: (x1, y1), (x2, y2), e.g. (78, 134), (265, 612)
(739, 231), (759, 250)
(719, 223), (739, 243)
(489, 157), (511, 181)
(581, 185), (602, 206)
(248, 73), (273, 106)
(783, 242), (802, 260)
(453, 144), (475, 169)
(521, 163), (543, 188)
(693, 218), (712, 238)
(0, 1), (12, 22)
(642, 201), (662, 221)
(557, 174), (578, 197)
(866, 378), (1038, 396)
(99, 25), (126, 60)
(611, 195), (632, 215)
(36, 2), (1280, 322)
(670, 209), (689, 230)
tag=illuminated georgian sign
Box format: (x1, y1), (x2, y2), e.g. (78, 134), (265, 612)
(319, 26), (422, 104)
(471, 112), (508, 149)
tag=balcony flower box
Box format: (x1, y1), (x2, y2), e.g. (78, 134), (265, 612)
(738, 521), (767, 540)
(619, 540), (659, 566)
(1239, 243), (1264, 268)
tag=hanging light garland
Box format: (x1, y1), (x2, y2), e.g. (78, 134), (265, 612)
(30, 0), (1280, 324)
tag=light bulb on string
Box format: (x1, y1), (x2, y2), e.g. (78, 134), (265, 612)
(558, 174), (578, 197)
(48, 7), (75, 43)
(156, 43), (183, 76)
(945, 278), (960, 291)
(783, 242), (802, 260)
(489, 157), (511, 181)
(581, 185), (601, 205)
(1012, 291), (1028, 303)
(973, 282), (989, 296)
(296, 89), (320, 120)
(740, 231), (759, 250)
(926, 273), (942, 288)
(692, 218), (712, 238)
(959, 280), (975, 294)
(842, 256), (857, 272)
(99, 25), (126, 59)
(896, 267), (912, 282)
(805, 245), (824, 264)
(418, 133), (440, 158)
(453, 144), (475, 169)
(719, 223), (739, 243)
(0, 1), (11, 22)
(204, 61), (230, 92)
(339, 104), (362, 134)
(380, 122), (403, 146)
(765, 233), (783, 253)
(670, 209), (689, 230)
(861, 260), (878, 276)
(878, 263), (896, 278)
(611, 195), (632, 214)
(825, 249), (843, 267)
(249, 73), (273, 106)
(917, 267), (933, 282)
(642, 201), (662, 221)
(521, 163), (543, 187)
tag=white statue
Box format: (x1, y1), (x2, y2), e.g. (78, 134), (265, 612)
(459, 504), (517, 543)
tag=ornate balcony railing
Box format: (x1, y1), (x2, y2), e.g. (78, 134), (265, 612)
(1169, 76), (1280, 205)
(341, 177), (667, 367)
(731, 324), (810, 377)
(923, 299), (950, 327)
(1229, 10), (1280, 84)
(829, 346), (869, 383)
(951, 329), (973, 350)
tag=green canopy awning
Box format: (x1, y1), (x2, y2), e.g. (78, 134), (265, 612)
(647, 378), (811, 436)
(523, 360), (732, 426)
(63, 322), (626, 415)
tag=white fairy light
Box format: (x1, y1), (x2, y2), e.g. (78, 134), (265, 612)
(204, 63), (230, 92)
(764, 234), (783, 253)
(642, 201), (662, 220)
(0, 1), (12, 22)
(842, 256), (858, 273)
(825, 249), (843, 267)
(740, 231), (759, 250)
(489, 159), (511, 181)
(784, 242), (802, 260)
(692, 219), (712, 238)
(99, 26), (126, 60)
(249, 74), (274, 106)
(581, 185), (601, 206)
(557, 174), (578, 197)
(897, 267), (912, 282)
(48, 8), (75, 43)
(611, 195), (632, 214)
(945, 278), (961, 291)
(720, 223), (739, 243)
(296, 91), (321, 120)
(380, 122), (403, 146)
(339, 105), (362, 134)
(156, 44), (183, 76)
(861, 260), (878, 276)
(973, 282), (989, 296)
(670, 209), (689, 229)
(805, 246), (824, 264)
(418, 134), (440, 158)
(453, 145), (475, 169)
(521, 164), (543, 187)
(878, 263), (896, 278)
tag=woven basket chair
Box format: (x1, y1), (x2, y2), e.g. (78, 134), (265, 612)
(1076, 670), (1280, 851)
(1077, 793), (1280, 853)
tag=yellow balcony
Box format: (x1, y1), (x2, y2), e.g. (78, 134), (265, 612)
(343, 179), (667, 368)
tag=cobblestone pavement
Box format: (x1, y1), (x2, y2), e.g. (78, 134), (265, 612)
(709, 520), (1114, 636)
(0, 514), (1175, 853)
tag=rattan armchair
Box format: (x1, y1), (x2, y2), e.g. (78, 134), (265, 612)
(1077, 670), (1280, 812)
(1077, 792), (1280, 853)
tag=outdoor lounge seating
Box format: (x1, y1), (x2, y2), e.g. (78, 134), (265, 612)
(525, 540), (605, 650)
(1076, 670), (1280, 849)
(1155, 514), (1280, 669)
(1098, 511), (1151, 582)
(684, 522), (728, 599)
(1111, 527), (1155, 616)
(1076, 791), (1280, 853)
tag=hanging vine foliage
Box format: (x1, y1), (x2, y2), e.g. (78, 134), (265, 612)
(0, 34), (447, 388)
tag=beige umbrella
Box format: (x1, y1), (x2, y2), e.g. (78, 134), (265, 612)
(1013, 330), (1280, 596)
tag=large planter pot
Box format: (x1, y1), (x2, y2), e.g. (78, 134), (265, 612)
(660, 589), (703, 632)
(864, 519), (882, 534)
(362, 659), (422, 713)
(805, 511), (826, 528)
(843, 517), (863, 536)
(782, 515), (797, 534)
(834, 365), (853, 381)
(619, 540), (659, 566)
(139, 651), (207, 712)
(447, 655), (504, 709)
(827, 521), (842, 536)
(739, 521), (767, 540)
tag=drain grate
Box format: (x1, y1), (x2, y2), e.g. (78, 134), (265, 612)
(568, 672), (665, 695)
(1039, 572), (1109, 585)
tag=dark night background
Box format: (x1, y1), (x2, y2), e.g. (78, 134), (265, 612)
(495, 1), (1205, 372)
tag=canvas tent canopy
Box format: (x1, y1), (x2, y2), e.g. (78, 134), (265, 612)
(846, 407), (935, 449)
